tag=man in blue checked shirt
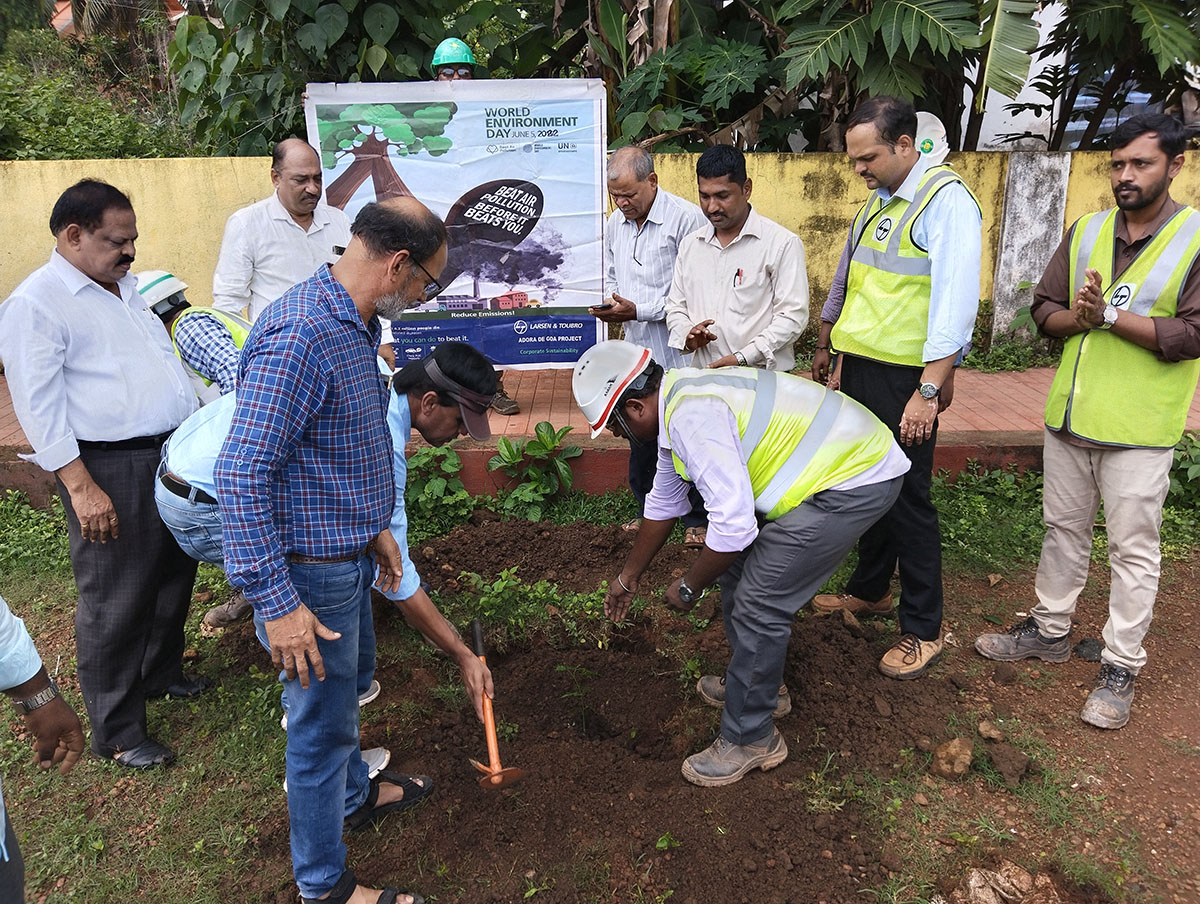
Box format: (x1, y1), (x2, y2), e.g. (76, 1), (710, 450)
(214, 196), (451, 904)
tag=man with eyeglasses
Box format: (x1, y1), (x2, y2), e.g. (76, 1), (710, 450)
(431, 37), (476, 80)
(591, 146), (708, 543)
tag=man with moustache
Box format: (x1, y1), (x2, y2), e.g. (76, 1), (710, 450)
(214, 197), (447, 904)
(976, 114), (1200, 730)
(664, 144), (809, 372)
(811, 96), (982, 682)
(0, 179), (201, 769)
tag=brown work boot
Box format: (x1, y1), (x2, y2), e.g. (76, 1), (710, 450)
(696, 675), (792, 718)
(879, 632), (943, 679)
(492, 379), (520, 416)
(811, 591), (893, 616)
(203, 591), (252, 628)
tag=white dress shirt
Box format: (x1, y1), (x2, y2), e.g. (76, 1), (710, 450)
(665, 208), (809, 371)
(212, 191), (351, 321)
(606, 188), (707, 369)
(0, 251), (197, 472)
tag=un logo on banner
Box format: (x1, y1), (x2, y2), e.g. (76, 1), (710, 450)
(514, 320), (529, 334)
(875, 217), (893, 241)
(1110, 284), (1134, 308)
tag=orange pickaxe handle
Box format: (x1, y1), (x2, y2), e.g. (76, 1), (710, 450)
(472, 619), (503, 774)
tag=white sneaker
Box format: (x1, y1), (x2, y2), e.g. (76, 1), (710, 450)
(280, 679), (383, 731)
(284, 747), (391, 792)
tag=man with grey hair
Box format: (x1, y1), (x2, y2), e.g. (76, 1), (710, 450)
(215, 196), (447, 904)
(591, 146), (709, 542)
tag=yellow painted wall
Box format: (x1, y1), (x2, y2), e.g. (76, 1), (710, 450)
(5, 151), (1189, 330)
(0, 157), (270, 304)
(1063, 150), (1200, 234)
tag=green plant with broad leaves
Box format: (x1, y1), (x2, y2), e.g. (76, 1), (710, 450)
(488, 422), (582, 521)
(406, 444), (475, 542)
(1169, 431), (1200, 511)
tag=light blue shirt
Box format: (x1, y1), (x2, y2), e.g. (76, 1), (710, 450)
(606, 187), (707, 369)
(163, 391), (236, 498)
(0, 592), (44, 862)
(824, 153), (982, 362)
(377, 392), (422, 602)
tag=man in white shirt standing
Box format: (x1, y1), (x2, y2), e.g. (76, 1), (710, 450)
(0, 180), (203, 769)
(212, 138), (352, 323)
(592, 146), (709, 544)
(665, 144), (809, 371)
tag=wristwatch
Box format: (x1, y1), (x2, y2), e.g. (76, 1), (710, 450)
(734, 351), (748, 366)
(1096, 304), (1118, 330)
(15, 681), (59, 715)
(917, 382), (940, 401)
(677, 578), (707, 605)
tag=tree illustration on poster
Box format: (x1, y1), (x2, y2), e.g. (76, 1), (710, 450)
(317, 102), (457, 208)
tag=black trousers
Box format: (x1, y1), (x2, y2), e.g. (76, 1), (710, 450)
(627, 437), (707, 529)
(0, 808), (23, 902)
(839, 355), (943, 640)
(56, 444), (198, 755)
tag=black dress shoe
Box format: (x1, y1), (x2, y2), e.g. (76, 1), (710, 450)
(111, 738), (176, 769)
(147, 674), (213, 699)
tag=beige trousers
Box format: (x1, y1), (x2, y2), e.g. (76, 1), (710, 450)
(1032, 428), (1173, 673)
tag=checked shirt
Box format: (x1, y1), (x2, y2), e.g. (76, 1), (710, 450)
(214, 264), (394, 620)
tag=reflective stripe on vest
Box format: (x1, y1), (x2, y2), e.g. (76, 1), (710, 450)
(831, 166), (978, 367)
(662, 368), (894, 520)
(1044, 206), (1200, 448)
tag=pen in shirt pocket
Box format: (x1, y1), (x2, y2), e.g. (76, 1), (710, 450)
(733, 268), (743, 287)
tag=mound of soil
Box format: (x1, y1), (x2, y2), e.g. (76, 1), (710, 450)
(222, 519), (1200, 903)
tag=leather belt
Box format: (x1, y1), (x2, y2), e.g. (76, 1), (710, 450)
(79, 431), (173, 451)
(288, 546), (370, 565)
(158, 471), (218, 506)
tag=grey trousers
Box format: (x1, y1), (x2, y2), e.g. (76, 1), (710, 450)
(0, 807), (22, 902)
(719, 477), (904, 745)
(57, 444), (198, 755)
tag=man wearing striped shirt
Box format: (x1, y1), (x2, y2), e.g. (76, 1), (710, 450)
(214, 197), (445, 904)
(593, 147), (709, 542)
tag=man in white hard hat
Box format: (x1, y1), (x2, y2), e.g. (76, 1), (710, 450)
(139, 270), (251, 406)
(573, 340), (910, 786)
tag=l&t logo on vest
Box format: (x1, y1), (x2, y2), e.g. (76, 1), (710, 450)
(1110, 284), (1135, 309)
(874, 217), (893, 242)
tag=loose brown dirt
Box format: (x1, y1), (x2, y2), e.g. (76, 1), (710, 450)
(225, 518), (1200, 904)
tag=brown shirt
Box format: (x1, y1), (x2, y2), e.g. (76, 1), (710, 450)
(1030, 197), (1200, 362)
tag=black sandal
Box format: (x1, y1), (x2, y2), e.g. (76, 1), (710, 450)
(300, 868), (425, 904)
(344, 771), (434, 833)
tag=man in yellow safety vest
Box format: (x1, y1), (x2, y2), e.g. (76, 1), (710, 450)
(573, 340), (910, 786)
(976, 113), (1200, 730)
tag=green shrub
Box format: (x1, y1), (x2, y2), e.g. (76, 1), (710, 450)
(0, 490), (70, 577)
(405, 444), (475, 542)
(488, 422), (583, 521)
(932, 465), (1046, 570)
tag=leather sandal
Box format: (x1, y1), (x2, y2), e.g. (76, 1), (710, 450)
(344, 771), (434, 833)
(110, 738), (176, 769)
(300, 868), (424, 904)
(683, 526), (707, 548)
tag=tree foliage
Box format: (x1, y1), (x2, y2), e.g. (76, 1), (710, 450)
(170, 0), (517, 155)
(0, 28), (197, 160)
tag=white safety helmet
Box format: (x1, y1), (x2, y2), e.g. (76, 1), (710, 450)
(136, 270), (190, 319)
(573, 340), (653, 438)
(915, 112), (949, 165)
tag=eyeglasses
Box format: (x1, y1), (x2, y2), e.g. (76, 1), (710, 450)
(437, 66), (473, 78)
(415, 260), (443, 300)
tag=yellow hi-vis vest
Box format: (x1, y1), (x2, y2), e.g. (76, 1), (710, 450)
(831, 165), (980, 367)
(170, 307), (251, 405)
(1044, 205), (1200, 448)
(662, 367), (895, 521)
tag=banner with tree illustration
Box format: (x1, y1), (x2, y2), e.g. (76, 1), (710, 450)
(305, 79), (606, 369)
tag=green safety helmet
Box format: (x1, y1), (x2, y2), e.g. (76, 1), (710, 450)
(432, 37), (476, 69)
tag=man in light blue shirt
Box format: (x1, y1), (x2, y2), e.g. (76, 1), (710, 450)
(592, 147), (709, 543)
(0, 592), (85, 899)
(810, 96), (982, 682)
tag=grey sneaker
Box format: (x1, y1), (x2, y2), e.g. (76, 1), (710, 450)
(1080, 663), (1135, 730)
(695, 675), (792, 718)
(681, 729), (788, 787)
(492, 380), (520, 416)
(974, 616), (1071, 663)
(203, 592), (253, 628)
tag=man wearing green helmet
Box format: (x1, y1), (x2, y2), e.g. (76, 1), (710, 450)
(432, 37), (475, 81)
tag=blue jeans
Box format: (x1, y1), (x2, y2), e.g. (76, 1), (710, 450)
(253, 557), (376, 898)
(153, 463), (224, 566)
